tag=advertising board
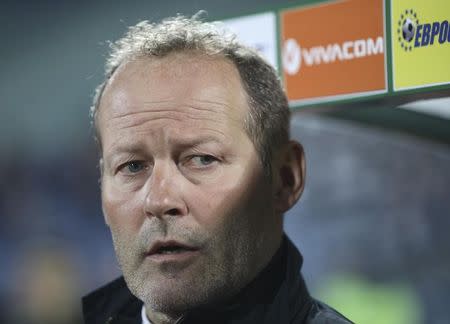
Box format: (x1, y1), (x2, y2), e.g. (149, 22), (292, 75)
(281, 0), (387, 104)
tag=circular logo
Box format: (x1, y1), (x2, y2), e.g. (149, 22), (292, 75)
(282, 38), (301, 75)
(397, 9), (419, 52)
(402, 18), (416, 42)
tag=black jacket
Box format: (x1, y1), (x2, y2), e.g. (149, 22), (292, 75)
(82, 236), (353, 324)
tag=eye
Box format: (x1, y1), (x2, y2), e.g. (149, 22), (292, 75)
(188, 155), (218, 168)
(193, 155), (216, 165)
(119, 161), (146, 174)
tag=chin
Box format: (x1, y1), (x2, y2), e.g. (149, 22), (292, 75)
(133, 268), (237, 314)
(137, 281), (209, 315)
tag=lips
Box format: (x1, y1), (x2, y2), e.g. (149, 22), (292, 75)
(146, 240), (199, 256)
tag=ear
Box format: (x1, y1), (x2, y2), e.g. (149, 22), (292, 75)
(273, 140), (306, 213)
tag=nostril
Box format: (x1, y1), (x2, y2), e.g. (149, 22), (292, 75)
(167, 208), (179, 216)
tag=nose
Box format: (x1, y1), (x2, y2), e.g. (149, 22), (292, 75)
(143, 161), (188, 218)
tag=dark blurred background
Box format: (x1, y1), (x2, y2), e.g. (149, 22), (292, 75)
(1, 1), (449, 323)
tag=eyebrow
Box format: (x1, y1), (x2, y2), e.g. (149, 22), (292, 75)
(103, 144), (145, 168)
(168, 135), (225, 148)
(104, 136), (225, 160)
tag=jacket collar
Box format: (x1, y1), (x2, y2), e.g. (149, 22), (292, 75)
(82, 276), (142, 324)
(82, 235), (312, 324)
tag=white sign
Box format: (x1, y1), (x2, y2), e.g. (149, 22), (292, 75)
(220, 12), (278, 69)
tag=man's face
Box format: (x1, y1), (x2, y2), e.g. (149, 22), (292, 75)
(97, 53), (283, 315)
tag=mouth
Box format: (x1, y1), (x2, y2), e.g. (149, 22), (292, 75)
(146, 240), (200, 259)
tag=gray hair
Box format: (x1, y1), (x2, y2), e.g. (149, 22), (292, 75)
(91, 13), (290, 174)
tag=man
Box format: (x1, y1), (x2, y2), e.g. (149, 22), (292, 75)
(83, 14), (352, 324)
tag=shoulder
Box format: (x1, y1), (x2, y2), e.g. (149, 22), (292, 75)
(302, 299), (354, 324)
(82, 277), (142, 324)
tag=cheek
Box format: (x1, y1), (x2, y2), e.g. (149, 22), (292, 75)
(185, 164), (268, 231)
(101, 179), (144, 233)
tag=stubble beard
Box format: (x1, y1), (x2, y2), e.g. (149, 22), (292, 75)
(109, 215), (263, 318)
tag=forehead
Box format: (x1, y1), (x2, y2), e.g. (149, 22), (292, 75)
(97, 52), (249, 127)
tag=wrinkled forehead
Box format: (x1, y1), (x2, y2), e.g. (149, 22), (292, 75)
(99, 52), (249, 117)
(92, 54), (255, 154)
